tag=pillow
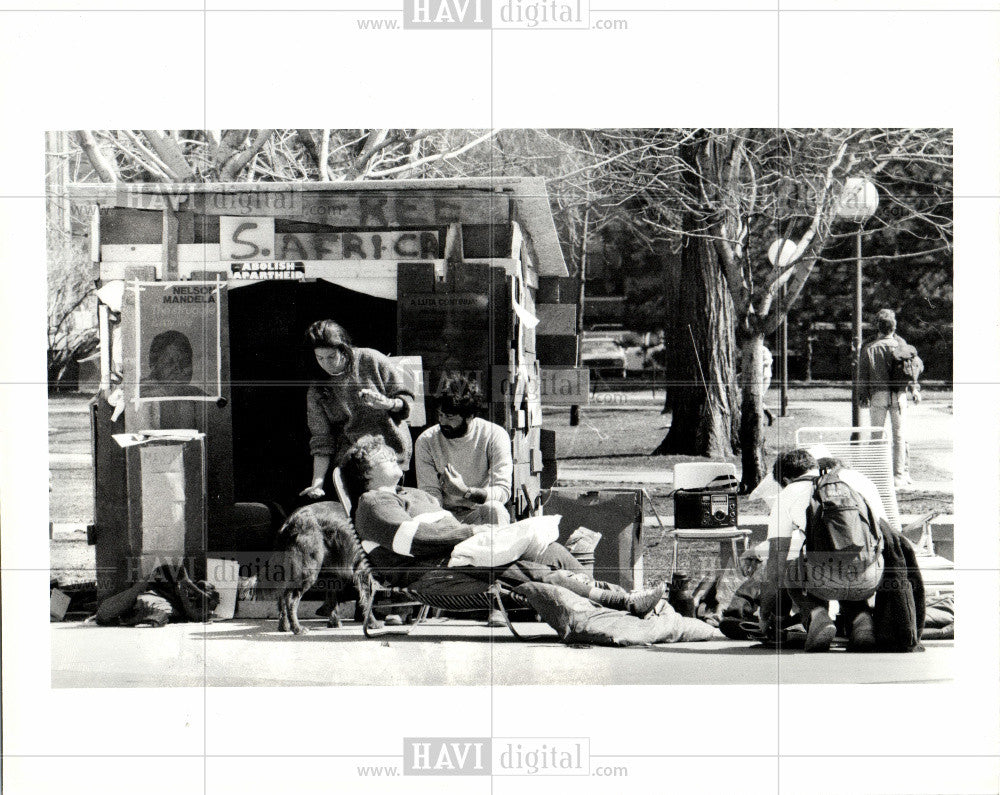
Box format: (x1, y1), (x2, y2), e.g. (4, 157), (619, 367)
(449, 515), (561, 568)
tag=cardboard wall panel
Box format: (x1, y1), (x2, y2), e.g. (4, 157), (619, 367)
(536, 335), (578, 366)
(536, 276), (580, 305)
(536, 304), (577, 335)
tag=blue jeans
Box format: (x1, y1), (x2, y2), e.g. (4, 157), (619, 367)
(869, 390), (907, 476)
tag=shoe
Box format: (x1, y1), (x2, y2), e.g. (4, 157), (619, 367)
(894, 474), (913, 489)
(486, 610), (507, 628)
(383, 614), (403, 626)
(627, 584), (667, 618)
(804, 608), (836, 652)
(719, 615), (754, 640)
(847, 610), (876, 652)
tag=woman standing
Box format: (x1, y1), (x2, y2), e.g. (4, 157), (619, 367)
(299, 320), (414, 500)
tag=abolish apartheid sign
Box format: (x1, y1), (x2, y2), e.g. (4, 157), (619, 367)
(229, 261), (306, 280)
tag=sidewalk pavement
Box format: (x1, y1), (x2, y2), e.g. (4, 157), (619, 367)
(51, 619), (954, 688)
(556, 466), (953, 495)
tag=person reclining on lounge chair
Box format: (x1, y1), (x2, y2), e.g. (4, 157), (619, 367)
(342, 434), (668, 616)
(342, 435), (721, 644)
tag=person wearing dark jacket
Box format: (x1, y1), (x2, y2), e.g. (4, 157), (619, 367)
(858, 308), (915, 487)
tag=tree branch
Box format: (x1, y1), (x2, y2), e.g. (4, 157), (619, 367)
(295, 129), (322, 169)
(74, 131), (117, 182)
(365, 129), (501, 179)
(139, 130), (195, 181)
(219, 129), (274, 181)
(319, 129), (331, 181)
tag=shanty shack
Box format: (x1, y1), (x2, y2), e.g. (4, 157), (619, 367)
(72, 178), (589, 599)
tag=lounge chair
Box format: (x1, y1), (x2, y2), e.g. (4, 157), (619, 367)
(331, 468), (532, 639)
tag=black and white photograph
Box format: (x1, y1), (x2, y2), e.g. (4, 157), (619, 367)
(2, 4), (999, 794)
(47, 127), (956, 682)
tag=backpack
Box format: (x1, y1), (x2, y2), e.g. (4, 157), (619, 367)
(802, 466), (881, 567)
(889, 338), (923, 391)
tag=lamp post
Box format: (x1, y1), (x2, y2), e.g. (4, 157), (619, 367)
(767, 238), (797, 417)
(836, 177), (880, 427)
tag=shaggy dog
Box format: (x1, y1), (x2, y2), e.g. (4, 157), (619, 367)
(274, 501), (379, 635)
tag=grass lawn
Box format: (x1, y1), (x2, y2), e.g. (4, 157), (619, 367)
(545, 398), (953, 495)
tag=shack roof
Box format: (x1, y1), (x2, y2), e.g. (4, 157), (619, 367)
(69, 176), (568, 276)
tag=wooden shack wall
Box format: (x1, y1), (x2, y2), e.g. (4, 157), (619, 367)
(93, 193), (566, 553)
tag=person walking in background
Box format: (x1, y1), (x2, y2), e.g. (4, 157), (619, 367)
(858, 308), (917, 487)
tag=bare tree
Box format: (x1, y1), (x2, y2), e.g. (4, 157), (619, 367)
(65, 128), (952, 491)
(470, 128), (952, 489)
(72, 129), (504, 185)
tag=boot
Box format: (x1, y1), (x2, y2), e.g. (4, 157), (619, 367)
(804, 606), (836, 652)
(626, 584), (668, 618)
(847, 609), (876, 652)
(584, 582), (666, 618)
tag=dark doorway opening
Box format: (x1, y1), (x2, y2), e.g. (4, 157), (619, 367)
(227, 279), (397, 511)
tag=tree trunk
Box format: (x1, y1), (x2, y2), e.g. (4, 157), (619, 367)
(738, 334), (768, 491)
(654, 233), (739, 458)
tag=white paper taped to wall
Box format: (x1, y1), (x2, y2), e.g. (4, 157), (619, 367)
(512, 297), (540, 329)
(139, 445), (187, 567)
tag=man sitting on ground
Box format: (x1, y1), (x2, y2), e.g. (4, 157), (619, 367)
(759, 448), (885, 652)
(414, 373), (512, 527)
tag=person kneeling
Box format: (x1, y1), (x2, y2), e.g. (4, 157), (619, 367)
(759, 449), (884, 652)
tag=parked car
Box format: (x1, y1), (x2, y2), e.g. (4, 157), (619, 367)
(582, 328), (663, 379)
(581, 335), (627, 379)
